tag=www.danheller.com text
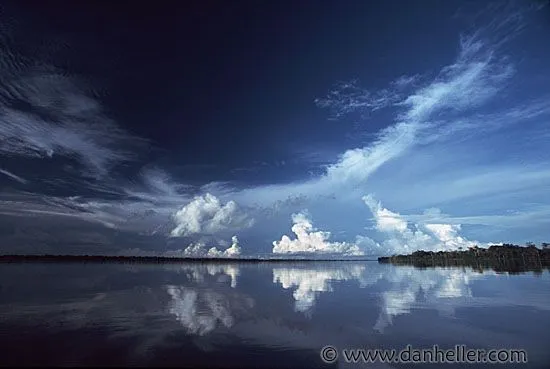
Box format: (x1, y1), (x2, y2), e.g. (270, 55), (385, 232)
(320, 345), (528, 364)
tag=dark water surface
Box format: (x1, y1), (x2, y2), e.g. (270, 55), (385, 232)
(1, 261), (549, 368)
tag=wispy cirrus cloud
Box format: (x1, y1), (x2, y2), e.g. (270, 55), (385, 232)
(366, 158), (550, 214)
(0, 192), (125, 229)
(123, 167), (192, 205)
(226, 17), (527, 217)
(0, 26), (146, 179)
(228, 4), (547, 220)
(0, 168), (28, 184)
(314, 78), (414, 120)
(319, 34), (514, 188)
(401, 204), (550, 230)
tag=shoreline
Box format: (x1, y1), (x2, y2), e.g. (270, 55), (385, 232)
(0, 254), (377, 264)
(377, 244), (550, 271)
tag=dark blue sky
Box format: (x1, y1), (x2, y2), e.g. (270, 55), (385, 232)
(8, 0), (466, 181)
(1, 0), (549, 256)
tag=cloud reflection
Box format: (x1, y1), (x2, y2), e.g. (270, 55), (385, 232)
(166, 287), (234, 336)
(272, 263), (373, 313)
(163, 263), (253, 335)
(1, 262), (550, 367)
(270, 263), (496, 331)
(161, 263), (241, 288)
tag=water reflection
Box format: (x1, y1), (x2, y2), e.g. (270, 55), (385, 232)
(375, 267), (550, 334)
(161, 263), (241, 288)
(164, 264), (253, 335)
(374, 267), (482, 332)
(272, 264), (367, 313)
(0, 262), (549, 367)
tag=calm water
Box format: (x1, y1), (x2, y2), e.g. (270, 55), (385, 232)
(1, 262), (549, 368)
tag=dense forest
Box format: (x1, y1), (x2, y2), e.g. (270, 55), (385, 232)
(378, 243), (550, 273)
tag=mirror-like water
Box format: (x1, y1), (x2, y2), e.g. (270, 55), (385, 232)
(1, 262), (549, 368)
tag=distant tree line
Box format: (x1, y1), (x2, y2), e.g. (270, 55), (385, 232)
(378, 243), (550, 274)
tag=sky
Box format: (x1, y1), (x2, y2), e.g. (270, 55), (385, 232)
(0, 0), (549, 257)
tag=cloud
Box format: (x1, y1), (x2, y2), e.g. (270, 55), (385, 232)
(272, 212), (364, 256)
(229, 8), (530, 214)
(0, 179), (252, 245)
(423, 99), (550, 144)
(0, 76), (144, 178)
(360, 194), (479, 256)
(314, 79), (409, 119)
(223, 235), (242, 256)
(320, 35), (514, 189)
(0, 192), (125, 229)
(1, 3), (547, 255)
(170, 193), (254, 237)
(0, 168), (27, 184)
(116, 243), (243, 262)
(366, 158), (550, 215)
(0, 27), (145, 178)
(124, 167), (192, 205)
(404, 204), (550, 229)
(205, 236), (242, 258)
(131, 236), (243, 259)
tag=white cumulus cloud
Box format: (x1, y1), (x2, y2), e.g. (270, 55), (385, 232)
(360, 194), (480, 256)
(272, 212), (364, 256)
(117, 236), (243, 259)
(170, 193), (254, 237)
(206, 236), (242, 258)
(178, 236), (243, 258)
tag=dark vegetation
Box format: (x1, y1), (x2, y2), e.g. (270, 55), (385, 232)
(378, 243), (550, 273)
(0, 254), (372, 264)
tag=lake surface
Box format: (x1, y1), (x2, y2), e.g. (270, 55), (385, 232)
(1, 261), (549, 368)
